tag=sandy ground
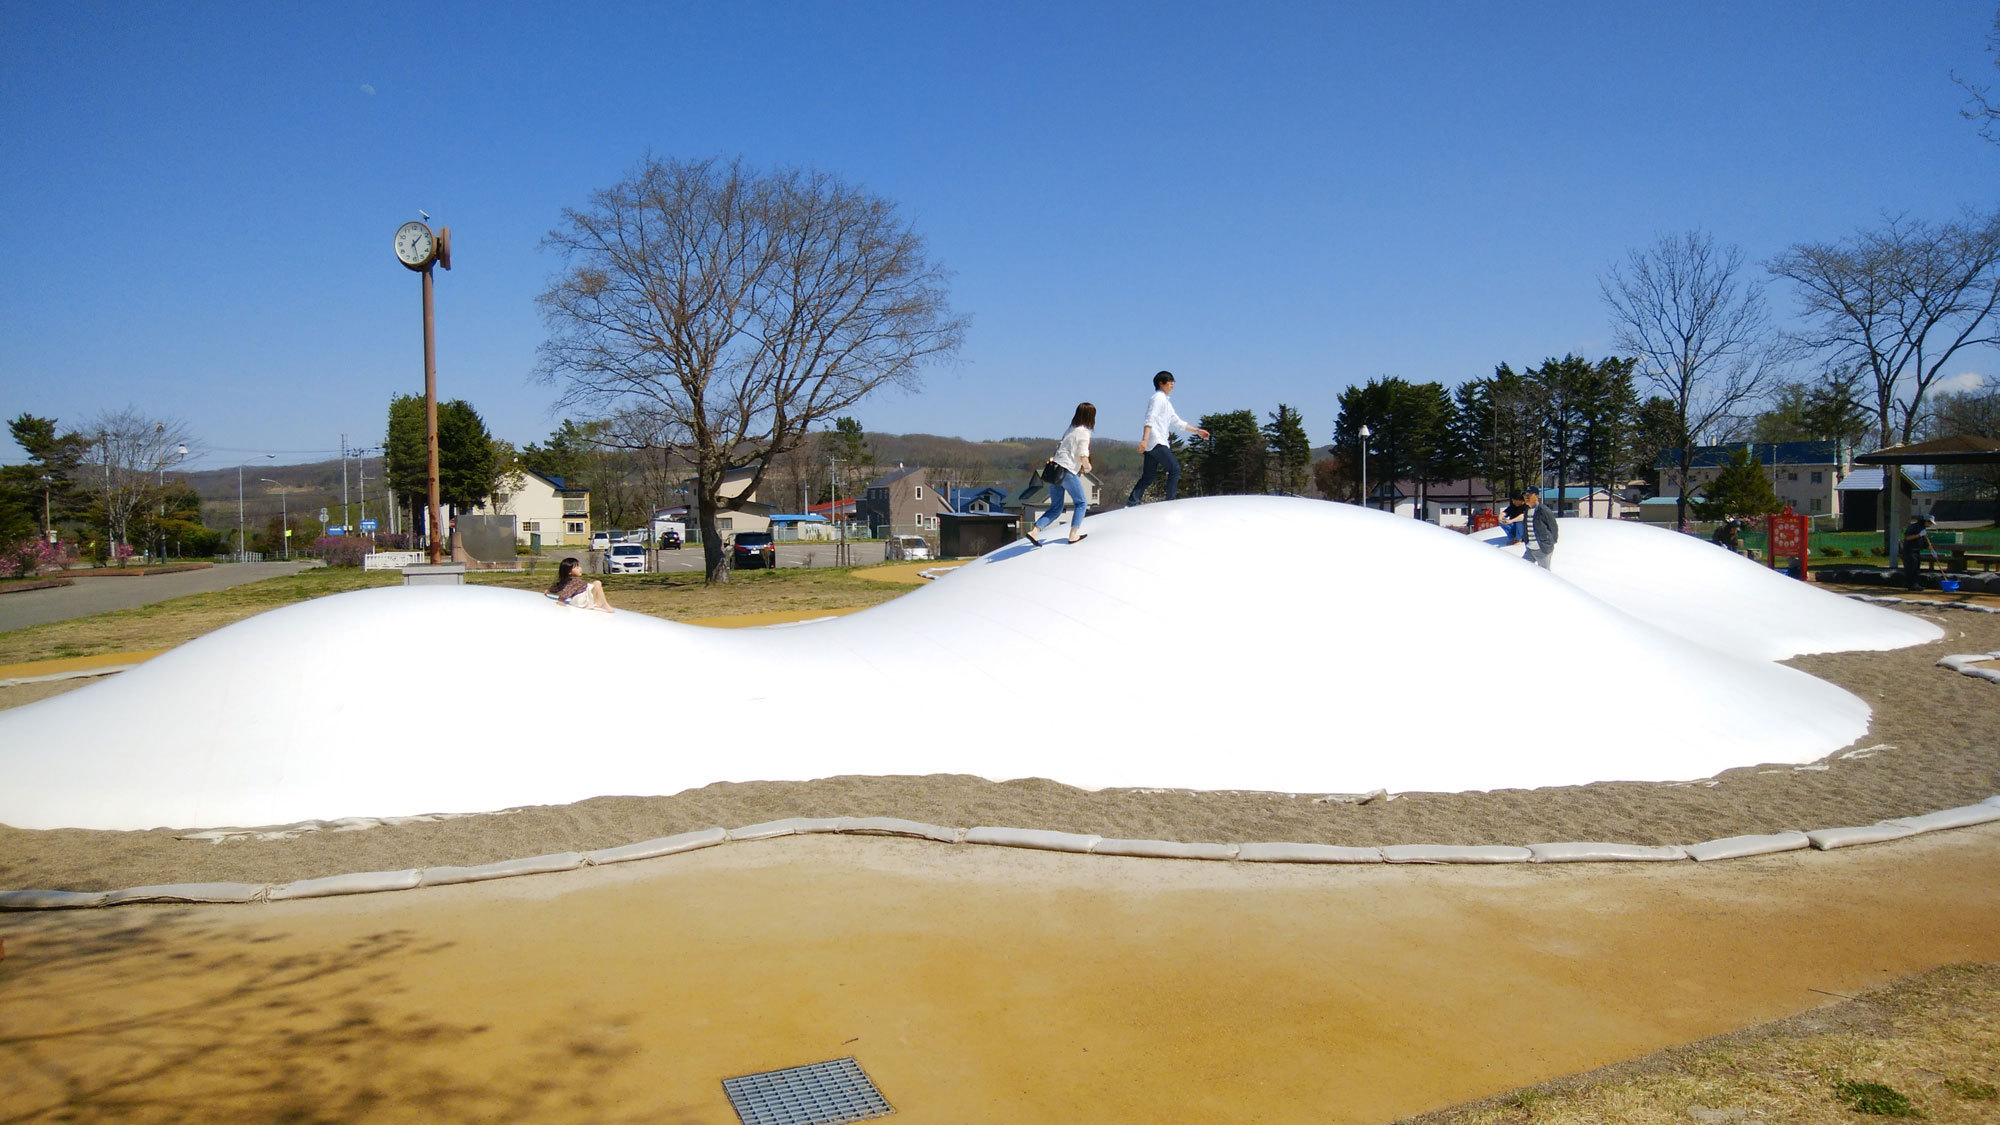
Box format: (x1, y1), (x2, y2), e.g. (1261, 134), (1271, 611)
(3, 825), (1996, 1123)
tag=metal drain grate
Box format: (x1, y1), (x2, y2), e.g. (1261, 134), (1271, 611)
(722, 1056), (894, 1125)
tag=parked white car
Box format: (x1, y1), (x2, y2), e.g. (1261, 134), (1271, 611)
(604, 543), (647, 573)
(887, 534), (932, 561)
(589, 531), (612, 551)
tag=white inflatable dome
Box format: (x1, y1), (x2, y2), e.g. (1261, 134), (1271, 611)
(1469, 517), (1938, 661)
(0, 498), (1938, 831)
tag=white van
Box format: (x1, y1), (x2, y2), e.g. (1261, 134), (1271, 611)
(888, 534), (932, 561)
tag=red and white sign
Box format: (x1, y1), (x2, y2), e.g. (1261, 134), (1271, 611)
(1766, 509), (1810, 578)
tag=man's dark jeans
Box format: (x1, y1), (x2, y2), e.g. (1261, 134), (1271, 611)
(1127, 444), (1181, 506)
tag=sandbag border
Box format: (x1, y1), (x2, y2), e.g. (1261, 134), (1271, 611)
(1938, 651), (2000, 683)
(1844, 593), (2000, 615)
(4, 798), (1996, 911)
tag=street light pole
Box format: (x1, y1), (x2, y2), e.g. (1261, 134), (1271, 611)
(260, 479), (289, 560)
(238, 454), (272, 562)
(158, 442), (185, 562)
(1358, 425), (1372, 509)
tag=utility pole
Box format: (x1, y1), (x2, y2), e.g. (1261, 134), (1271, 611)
(340, 433), (350, 534)
(354, 447), (376, 538)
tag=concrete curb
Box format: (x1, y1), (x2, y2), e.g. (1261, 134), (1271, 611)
(5, 796), (1996, 911)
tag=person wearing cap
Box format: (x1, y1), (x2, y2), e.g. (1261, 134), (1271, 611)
(1520, 487), (1559, 569)
(1901, 513), (1938, 589)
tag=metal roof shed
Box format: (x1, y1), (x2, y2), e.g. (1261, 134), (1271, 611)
(939, 511), (1019, 559)
(1853, 435), (2000, 558)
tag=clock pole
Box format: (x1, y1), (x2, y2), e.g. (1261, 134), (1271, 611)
(394, 219), (451, 565)
(422, 260), (442, 565)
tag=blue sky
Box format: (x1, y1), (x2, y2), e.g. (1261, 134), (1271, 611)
(3, 2), (1997, 470)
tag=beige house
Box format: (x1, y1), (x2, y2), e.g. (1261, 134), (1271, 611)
(709, 466), (773, 536)
(472, 469), (590, 547)
(661, 466), (776, 539)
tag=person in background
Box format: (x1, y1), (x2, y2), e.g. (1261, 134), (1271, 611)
(1125, 370), (1209, 506)
(1711, 517), (1742, 553)
(1520, 487), (1559, 569)
(1901, 513), (1937, 589)
(1497, 492), (1527, 544)
(548, 556), (615, 612)
(1026, 403), (1095, 546)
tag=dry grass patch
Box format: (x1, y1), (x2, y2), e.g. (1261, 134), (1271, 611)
(468, 565), (911, 621)
(0, 565), (914, 666)
(1400, 962), (2000, 1124)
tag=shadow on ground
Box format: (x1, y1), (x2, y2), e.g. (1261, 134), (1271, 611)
(0, 909), (694, 1124)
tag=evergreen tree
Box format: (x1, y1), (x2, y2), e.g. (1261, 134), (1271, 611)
(1, 413), (90, 542)
(1627, 397), (1686, 493)
(1752, 368), (1871, 447)
(823, 416), (874, 500)
(1693, 449), (1783, 521)
(1334, 378), (1460, 510)
(384, 395), (500, 522)
(1182, 410), (1266, 496)
(1262, 404), (1312, 495)
(1558, 356), (1639, 510)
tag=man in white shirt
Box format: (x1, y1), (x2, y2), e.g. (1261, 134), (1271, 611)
(1125, 370), (1209, 506)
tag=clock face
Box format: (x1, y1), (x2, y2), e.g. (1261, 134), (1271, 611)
(393, 221), (436, 269)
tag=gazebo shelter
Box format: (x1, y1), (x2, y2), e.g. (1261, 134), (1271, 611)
(1853, 434), (2000, 562)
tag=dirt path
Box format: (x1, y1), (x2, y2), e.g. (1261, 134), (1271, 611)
(4, 824), (1995, 1123)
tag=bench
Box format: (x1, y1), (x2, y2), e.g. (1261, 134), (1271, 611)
(1939, 546), (2000, 572)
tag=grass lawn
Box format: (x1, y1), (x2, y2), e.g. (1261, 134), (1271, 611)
(0, 564), (913, 666)
(1411, 962), (2000, 1125)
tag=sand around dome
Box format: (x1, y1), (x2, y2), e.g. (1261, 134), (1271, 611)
(0, 498), (1937, 831)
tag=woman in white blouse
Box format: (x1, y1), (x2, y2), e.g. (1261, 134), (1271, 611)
(1026, 403), (1094, 546)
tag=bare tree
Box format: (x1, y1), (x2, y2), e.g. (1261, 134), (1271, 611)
(537, 155), (966, 581)
(78, 409), (198, 562)
(1601, 231), (1783, 527)
(1769, 209), (2000, 447)
(595, 408), (686, 533)
(1954, 8), (2000, 144)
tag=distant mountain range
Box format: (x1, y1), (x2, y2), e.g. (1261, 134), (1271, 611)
(182, 457), (388, 531)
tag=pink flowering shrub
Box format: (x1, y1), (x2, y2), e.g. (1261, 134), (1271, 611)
(3, 538), (74, 578)
(314, 535), (371, 567)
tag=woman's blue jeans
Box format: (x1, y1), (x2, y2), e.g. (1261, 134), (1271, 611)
(1036, 470), (1086, 530)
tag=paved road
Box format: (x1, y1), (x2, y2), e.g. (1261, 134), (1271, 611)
(0, 562), (318, 633)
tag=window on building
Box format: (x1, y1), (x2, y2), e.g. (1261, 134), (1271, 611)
(1787, 472), (1798, 481)
(718, 517), (733, 531)
(914, 486), (923, 499)
(1811, 471), (1823, 484)
(566, 521), (584, 534)
(522, 521), (539, 532)
(1811, 498), (1823, 512)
